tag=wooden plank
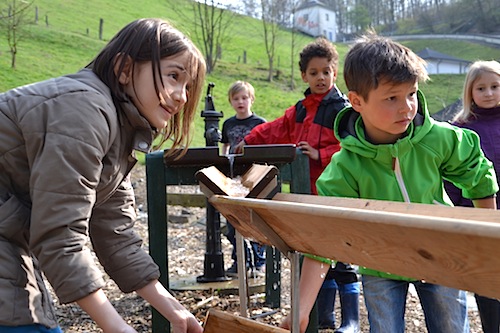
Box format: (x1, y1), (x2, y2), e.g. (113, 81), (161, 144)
(204, 309), (289, 333)
(273, 192), (500, 222)
(166, 192), (206, 207)
(209, 194), (500, 300)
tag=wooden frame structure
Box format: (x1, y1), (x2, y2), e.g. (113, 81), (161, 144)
(145, 147), (310, 333)
(203, 192), (500, 332)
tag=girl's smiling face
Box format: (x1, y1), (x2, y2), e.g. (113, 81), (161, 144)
(123, 52), (191, 130)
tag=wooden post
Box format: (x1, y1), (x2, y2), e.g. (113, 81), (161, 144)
(99, 18), (103, 40)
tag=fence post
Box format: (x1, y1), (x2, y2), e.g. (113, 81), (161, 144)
(99, 18), (103, 40)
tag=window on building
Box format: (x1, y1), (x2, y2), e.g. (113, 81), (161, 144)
(304, 13), (308, 21)
(325, 13), (329, 21)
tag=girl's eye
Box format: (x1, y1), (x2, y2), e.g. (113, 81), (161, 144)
(167, 72), (178, 80)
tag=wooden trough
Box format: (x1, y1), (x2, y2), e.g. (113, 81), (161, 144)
(195, 164), (279, 199)
(209, 192), (500, 299)
(204, 309), (289, 333)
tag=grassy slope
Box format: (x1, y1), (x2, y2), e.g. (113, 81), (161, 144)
(1, 0), (500, 147)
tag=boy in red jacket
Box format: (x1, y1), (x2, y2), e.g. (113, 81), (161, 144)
(235, 37), (359, 333)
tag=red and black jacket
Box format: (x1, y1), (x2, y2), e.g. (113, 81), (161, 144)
(244, 85), (350, 194)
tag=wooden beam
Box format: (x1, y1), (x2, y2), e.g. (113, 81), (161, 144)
(167, 192), (206, 207)
(209, 194), (500, 300)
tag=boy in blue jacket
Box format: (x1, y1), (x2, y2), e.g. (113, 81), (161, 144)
(281, 32), (498, 333)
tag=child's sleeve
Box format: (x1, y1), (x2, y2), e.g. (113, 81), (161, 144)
(316, 151), (360, 198)
(442, 127), (498, 200)
(244, 105), (296, 145)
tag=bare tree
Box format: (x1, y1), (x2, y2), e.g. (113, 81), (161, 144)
(192, 0), (235, 73)
(261, 0), (286, 82)
(0, 0), (34, 68)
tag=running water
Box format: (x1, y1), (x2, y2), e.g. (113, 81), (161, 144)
(222, 154), (250, 197)
(225, 154), (236, 178)
(224, 176), (250, 197)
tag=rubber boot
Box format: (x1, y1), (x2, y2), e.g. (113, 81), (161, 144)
(335, 282), (360, 333)
(317, 278), (338, 329)
(475, 294), (500, 333)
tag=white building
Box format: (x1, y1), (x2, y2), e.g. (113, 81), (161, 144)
(294, 1), (337, 42)
(417, 48), (470, 74)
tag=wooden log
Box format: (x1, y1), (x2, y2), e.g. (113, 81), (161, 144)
(203, 309), (289, 333)
(209, 193), (500, 299)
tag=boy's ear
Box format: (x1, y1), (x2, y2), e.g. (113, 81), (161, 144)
(348, 91), (363, 113)
(301, 71), (308, 83)
(114, 53), (133, 85)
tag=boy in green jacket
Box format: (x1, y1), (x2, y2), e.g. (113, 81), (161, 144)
(282, 32), (498, 333)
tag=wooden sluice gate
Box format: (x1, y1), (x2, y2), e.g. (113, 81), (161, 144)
(195, 164), (500, 332)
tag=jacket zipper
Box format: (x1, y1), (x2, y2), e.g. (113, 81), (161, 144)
(393, 157), (411, 203)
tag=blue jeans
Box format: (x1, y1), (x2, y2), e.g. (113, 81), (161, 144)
(0, 325), (63, 333)
(362, 275), (469, 333)
(226, 222), (265, 268)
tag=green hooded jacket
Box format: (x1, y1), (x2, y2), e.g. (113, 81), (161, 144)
(315, 90), (498, 281)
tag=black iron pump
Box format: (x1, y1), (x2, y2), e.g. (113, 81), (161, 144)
(198, 82), (228, 282)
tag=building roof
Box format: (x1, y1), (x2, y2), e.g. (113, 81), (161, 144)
(431, 98), (463, 122)
(417, 47), (470, 64)
(296, 0), (329, 11)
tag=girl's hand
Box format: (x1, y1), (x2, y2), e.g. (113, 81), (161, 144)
(170, 312), (203, 333)
(297, 141), (319, 161)
(279, 313), (309, 333)
(137, 280), (203, 333)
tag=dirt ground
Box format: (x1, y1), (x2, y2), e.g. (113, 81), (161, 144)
(52, 164), (484, 332)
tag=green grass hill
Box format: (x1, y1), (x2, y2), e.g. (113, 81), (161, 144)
(1, 0), (500, 148)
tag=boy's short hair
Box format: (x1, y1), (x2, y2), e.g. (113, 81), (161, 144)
(228, 81), (255, 102)
(344, 31), (429, 100)
(299, 37), (339, 73)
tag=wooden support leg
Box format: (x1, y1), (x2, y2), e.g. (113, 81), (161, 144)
(236, 230), (249, 317)
(290, 251), (301, 333)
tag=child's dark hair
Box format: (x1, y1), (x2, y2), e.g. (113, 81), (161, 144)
(299, 37), (339, 73)
(344, 31), (428, 100)
(87, 18), (206, 152)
